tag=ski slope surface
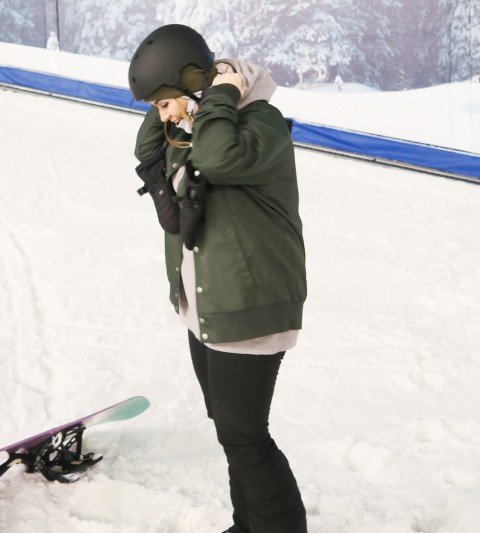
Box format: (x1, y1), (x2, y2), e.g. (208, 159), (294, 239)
(0, 89), (480, 533)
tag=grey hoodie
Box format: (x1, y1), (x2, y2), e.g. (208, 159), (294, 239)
(214, 58), (277, 109)
(176, 59), (276, 134)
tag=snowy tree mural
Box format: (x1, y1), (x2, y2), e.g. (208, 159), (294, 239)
(450, 0), (480, 80)
(234, 1), (357, 87)
(344, 0), (401, 89)
(174, 0), (237, 57)
(0, 0), (45, 47)
(57, 0), (158, 60)
(1, 0), (479, 90)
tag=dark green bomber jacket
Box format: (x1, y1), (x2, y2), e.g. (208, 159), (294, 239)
(135, 84), (307, 343)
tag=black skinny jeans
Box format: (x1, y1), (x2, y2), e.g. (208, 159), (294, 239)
(188, 331), (307, 533)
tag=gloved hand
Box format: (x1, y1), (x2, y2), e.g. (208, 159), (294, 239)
(135, 148), (167, 194)
(176, 161), (206, 250)
(135, 149), (180, 234)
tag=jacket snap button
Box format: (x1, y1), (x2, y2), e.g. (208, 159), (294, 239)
(201, 333), (208, 340)
(196, 287), (203, 293)
(193, 246), (200, 253)
(199, 318), (205, 324)
(172, 162), (178, 169)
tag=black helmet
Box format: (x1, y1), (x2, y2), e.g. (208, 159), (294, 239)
(129, 24), (215, 101)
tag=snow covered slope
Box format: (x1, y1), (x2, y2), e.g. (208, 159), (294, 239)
(0, 89), (480, 533)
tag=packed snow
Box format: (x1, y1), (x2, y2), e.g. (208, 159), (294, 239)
(0, 88), (480, 533)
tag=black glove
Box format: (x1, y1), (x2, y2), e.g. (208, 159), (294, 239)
(175, 160), (206, 250)
(135, 149), (180, 235)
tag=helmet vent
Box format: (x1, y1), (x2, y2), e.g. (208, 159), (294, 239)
(147, 40), (154, 45)
(133, 53), (139, 60)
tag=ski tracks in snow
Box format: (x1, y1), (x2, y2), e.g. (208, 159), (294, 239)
(0, 216), (53, 435)
(2, 89), (480, 532)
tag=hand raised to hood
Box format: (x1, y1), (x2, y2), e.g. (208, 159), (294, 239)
(211, 72), (247, 97)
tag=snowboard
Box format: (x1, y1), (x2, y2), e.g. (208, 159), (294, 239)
(0, 395), (150, 483)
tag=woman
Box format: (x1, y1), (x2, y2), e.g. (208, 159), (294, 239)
(129, 24), (308, 533)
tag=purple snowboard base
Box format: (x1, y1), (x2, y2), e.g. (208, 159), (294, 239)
(0, 396), (150, 482)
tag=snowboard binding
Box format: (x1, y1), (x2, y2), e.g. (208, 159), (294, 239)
(0, 396), (149, 483)
(1, 424), (103, 483)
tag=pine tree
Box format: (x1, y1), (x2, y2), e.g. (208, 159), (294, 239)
(450, 0), (480, 81)
(283, 3), (356, 87)
(381, 0), (450, 90)
(406, 0), (452, 88)
(342, 0), (402, 90)
(58, 0), (158, 60)
(471, 0), (480, 77)
(234, 0), (294, 83)
(0, 0), (44, 47)
(234, 0), (357, 87)
(174, 0), (237, 57)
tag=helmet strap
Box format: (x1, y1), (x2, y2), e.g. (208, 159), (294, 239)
(175, 86), (201, 102)
(174, 70), (213, 102)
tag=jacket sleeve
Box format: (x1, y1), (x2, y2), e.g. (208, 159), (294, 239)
(189, 84), (292, 186)
(134, 106), (166, 161)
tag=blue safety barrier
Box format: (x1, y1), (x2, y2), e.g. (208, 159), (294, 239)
(0, 65), (149, 112)
(291, 122), (480, 182)
(1, 65), (479, 182)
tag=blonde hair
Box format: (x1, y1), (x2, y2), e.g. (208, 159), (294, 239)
(164, 97), (193, 149)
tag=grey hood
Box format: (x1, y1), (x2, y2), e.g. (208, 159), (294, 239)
(214, 58), (277, 109)
(175, 59), (277, 133)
